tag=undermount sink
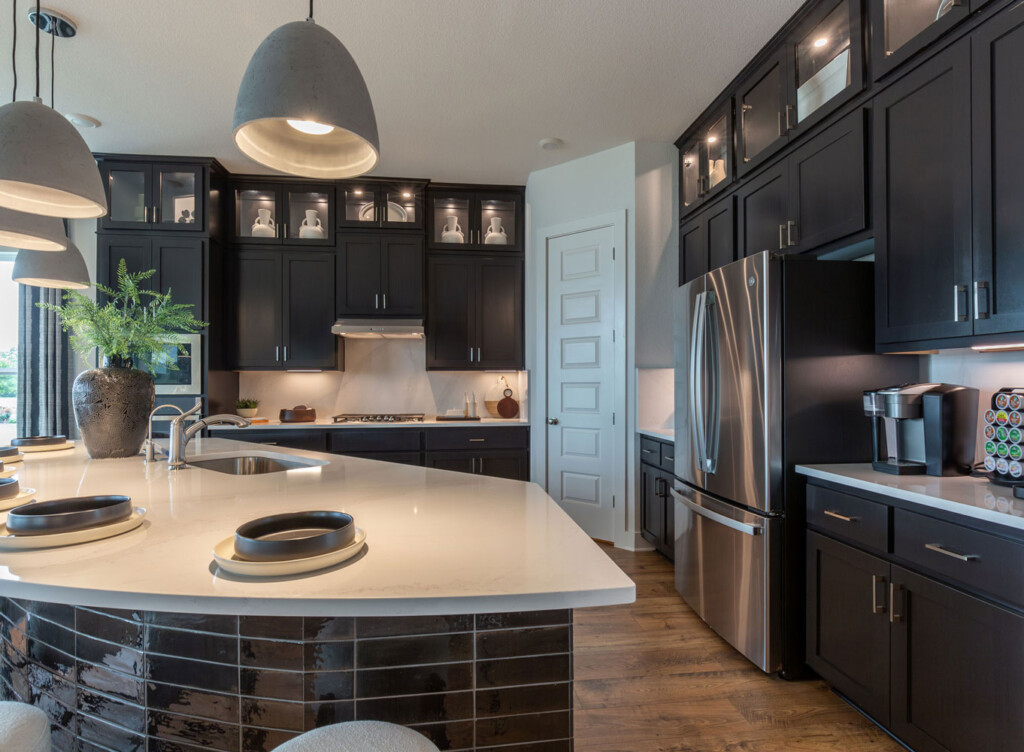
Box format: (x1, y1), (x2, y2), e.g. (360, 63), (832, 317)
(188, 455), (320, 475)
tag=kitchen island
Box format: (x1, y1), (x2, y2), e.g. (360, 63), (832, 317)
(0, 438), (634, 752)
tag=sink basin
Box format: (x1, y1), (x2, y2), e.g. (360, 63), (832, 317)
(189, 455), (318, 475)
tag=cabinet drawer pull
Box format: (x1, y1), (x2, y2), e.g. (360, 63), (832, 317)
(871, 575), (886, 614)
(642, 448), (655, 455)
(925, 543), (978, 562)
(824, 509), (857, 523)
(469, 438), (486, 443)
(664, 455), (675, 462)
(889, 583), (903, 623)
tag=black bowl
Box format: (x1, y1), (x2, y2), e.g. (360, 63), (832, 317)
(0, 478), (19, 501)
(234, 511), (355, 562)
(0, 446), (19, 458)
(11, 435), (66, 448)
(6, 495), (132, 537)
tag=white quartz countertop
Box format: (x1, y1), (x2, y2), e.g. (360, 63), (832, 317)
(0, 439), (633, 616)
(797, 464), (1024, 533)
(209, 417), (529, 430)
(638, 427), (674, 442)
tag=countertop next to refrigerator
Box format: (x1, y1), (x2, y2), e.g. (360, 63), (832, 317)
(638, 427), (674, 442)
(797, 464), (1024, 536)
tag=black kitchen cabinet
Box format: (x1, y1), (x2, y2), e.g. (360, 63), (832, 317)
(679, 198), (734, 285)
(425, 450), (528, 481)
(737, 162), (790, 256)
(737, 50), (791, 175)
(869, 0), (984, 80)
(336, 234), (424, 317)
(232, 250), (339, 371)
(806, 532), (891, 725)
(679, 215), (707, 286)
(98, 235), (205, 316)
(98, 160), (206, 232)
(338, 179), (426, 231)
(427, 186), (524, 252)
(231, 430), (328, 452)
(639, 436), (675, 560)
(678, 102), (733, 215)
(873, 41), (973, 345)
(231, 181), (334, 246)
(426, 254), (523, 370)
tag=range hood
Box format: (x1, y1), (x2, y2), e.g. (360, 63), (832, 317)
(331, 318), (424, 339)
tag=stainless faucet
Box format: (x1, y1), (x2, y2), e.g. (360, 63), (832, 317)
(143, 404), (186, 462)
(168, 403), (251, 469)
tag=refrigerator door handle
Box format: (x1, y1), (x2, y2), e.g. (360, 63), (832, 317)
(690, 292), (708, 470)
(671, 488), (763, 536)
(705, 290), (721, 474)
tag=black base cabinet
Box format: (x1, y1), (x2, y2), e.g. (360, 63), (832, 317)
(806, 481), (1024, 752)
(639, 436), (675, 560)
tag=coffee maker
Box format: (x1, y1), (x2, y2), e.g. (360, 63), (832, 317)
(863, 383), (978, 476)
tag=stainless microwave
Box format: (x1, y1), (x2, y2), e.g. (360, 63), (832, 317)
(153, 334), (202, 395)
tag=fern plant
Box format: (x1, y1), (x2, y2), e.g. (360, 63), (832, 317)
(39, 259), (207, 373)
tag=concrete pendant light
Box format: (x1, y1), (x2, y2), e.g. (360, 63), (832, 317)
(233, 1), (380, 178)
(13, 240), (90, 289)
(0, 3), (106, 218)
(0, 205), (67, 250)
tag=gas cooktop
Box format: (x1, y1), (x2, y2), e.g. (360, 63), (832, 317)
(332, 414), (425, 424)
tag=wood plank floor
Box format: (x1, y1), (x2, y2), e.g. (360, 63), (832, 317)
(573, 544), (905, 752)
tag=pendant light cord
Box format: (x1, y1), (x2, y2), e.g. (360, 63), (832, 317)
(308, 0), (314, 21)
(50, 18), (54, 108)
(34, 0), (39, 99)
(10, 0), (16, 101)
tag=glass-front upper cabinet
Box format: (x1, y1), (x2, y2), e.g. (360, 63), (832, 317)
(233, 183), (335, 244)
(790, 0), (863, 132)
(428, 188), (523, 251)
(285, 187), (332, 244)
(870, 0), (979, 79)
(737, 50), (790, 175)
(338, 180), (425, 230)
(678, 102), (732, 216)
(234, 185), (281, 243)
(99, 161), (204, 232)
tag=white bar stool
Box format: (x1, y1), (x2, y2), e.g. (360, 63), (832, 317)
(0, 701), (51, 752)
(275, 720), (440, 752)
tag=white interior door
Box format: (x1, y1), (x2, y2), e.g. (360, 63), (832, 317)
(546, 225), (618, 542)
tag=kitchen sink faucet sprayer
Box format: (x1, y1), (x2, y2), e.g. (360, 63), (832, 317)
(168, 403), (251, 469)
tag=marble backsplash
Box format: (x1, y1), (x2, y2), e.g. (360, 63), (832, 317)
(237, 339), (528, 420)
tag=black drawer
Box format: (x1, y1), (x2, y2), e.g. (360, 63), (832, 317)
(893, 508), (1024, 610)
(329, 429), (421, 453)
(229, 430), (327, 452)
(423, 426), (528, 451)
(340, 451), (422, 467)
(659, 442), (675, 473)
(640, 437), (660, 464)
(807, 484), (890, 553)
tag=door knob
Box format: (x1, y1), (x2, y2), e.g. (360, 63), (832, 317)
(547, 418), (559, 425)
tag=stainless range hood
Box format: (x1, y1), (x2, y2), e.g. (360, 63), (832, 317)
(331, 318), (424, 339)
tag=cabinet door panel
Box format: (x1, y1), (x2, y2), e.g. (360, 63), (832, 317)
(890, 566), (1024, 752)
(283, 253), (337, 370)
(424, 452), (476, 475)
(806, 533), (890, 725)
(337, 235), (382, 315)
(154, 164), (204, 231)
(100, 163), (152, 231)
(972, 5), (1024, 335)
(738, 51), (790, 174)
(478, 450), (529, 481)
(873, 41), (973, 344)
(381, 235), (424, 316)
(789, 110), (867, 252)
(737, 163), (789, 257)
(234, 251), (282, 369)
(477, 258), (524, 369)
(98, 236), (153, 305)
(870, 0), (973, 81)
(426, 256), (475, 369)
(152, 238), (205, 317)
(679, 215), (707, 286)
(706, 198), (735, 272)
(640, 465), (664, 549)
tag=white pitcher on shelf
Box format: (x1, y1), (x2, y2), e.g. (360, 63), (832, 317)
(484, 216), (508, 245)
(299, 209), (325, 239)
(441, 215), (464, 243)
(251, 208), (275, 237)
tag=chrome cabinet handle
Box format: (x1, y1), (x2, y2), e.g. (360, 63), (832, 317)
(925, 543), (978, 562)
(889, 582), (904, 623)
(953, 284), (968, 322)
(670, 488), (762, 536)
(786, 220), (796, 247)
(143, 206), (149, 223)
(469, 438), (486, 443)
(777, 111), (785, 138)
(468, 347), (474, 363)
(275, 346), (280, 362)
(382, 293), (387, 310)
(476, 347), (481, 362)
(785, 104), (796, 131)
(974, 281), (990, 320)
(872, 575), (886, 614)
(778, 224), (787, 250)
(824, 509), (857, 523)
(283, 346), (288, 362)
(375, 293), (380, 310)
(547, 418), (559, 425)
(641, 448), (655, 454)
(283, 223), (288, 239)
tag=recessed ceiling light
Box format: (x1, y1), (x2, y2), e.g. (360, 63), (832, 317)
(65, 112), (101, 129)
(539, 138), (564, 151)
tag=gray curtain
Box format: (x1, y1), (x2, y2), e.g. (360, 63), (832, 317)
(17, 285), (76, 438)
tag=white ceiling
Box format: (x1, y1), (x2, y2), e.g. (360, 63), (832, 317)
(0, 0), (804, 184)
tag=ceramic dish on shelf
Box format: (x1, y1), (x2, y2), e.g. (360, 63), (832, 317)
(0, 489), (36, 512)
(213, 527), (366, 577)
(358, 201), (407, 223)
(0, 508), (146, 551)
(18, 441), (75, 453)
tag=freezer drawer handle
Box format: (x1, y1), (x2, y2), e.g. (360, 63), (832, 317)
(670, 488), (762, 537)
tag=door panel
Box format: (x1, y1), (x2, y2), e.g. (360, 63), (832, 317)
(546, 226), (617, 541)
(426, 255), (475, 369)
(874, 41), (973, 343)
(706, 198), (735, 272)
(337, 235), (382, 315)
(679, 216), (707, 286)
(234, 251), (282, 369)
(154, 164), (204, 231)
(737, 163), (790, 257)
(152, 238), (204, 317)
(283, 253), (337, 370)
(738, 51), (790, 174)
(101, 163), (152, 230)
(98, 236), (152, 304)
(640, 464), (664, 549)
(477, 258), (523, 369)
(381, 235), (424, 316)
(478, 451), (529, 481)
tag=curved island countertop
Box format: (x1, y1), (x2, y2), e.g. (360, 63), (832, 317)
(0, 437), (635, 616)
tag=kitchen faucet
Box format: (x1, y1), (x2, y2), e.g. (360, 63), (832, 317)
(168, 403), (251, 469)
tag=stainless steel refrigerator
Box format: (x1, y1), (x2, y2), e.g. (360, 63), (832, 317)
(672, 251), (917, 675)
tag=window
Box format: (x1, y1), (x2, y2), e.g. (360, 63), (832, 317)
(0, 251), (18, 445)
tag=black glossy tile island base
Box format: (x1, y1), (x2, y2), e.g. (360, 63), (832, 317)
(0, 599), (572, 752)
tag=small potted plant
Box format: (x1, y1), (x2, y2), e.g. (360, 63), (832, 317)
(236, 398), (259, 419)
(41, 259), (206, 458)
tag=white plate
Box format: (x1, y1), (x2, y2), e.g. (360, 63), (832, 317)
(213, 526), (366, 577)
(0, 489), (35, 512)
(0, 508), (146, 550)
(18, 441), (75, 453)
(358, 201), (408, 223)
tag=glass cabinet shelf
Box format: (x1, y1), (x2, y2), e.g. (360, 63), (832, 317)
(338, 181), (424, 230)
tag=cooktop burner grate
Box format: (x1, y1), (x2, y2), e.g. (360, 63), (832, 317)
(332, 414), (426, 424)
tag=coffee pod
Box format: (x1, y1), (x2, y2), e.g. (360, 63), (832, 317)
(985, 409), (997, 425)
(1010, 461), (1024, 479)
(1010, 444), (1023, 461)
(997, 457), (1010, 475)
(984, 455), (997, 473)
(985, 440), (997, 456)
(997, 426), (1009, 442)
(1010, 394), (1024, 410)
(996, 392), (1011, 409)
(1011, 411), (1023, 427)
(1010, 427), (1023, 444)
(997, 443), (1011, 458)
(985, 425), (997, 440)
(997, 410), (1011, 425)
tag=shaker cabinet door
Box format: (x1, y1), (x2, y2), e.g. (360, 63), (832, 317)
(705, 198), (735, 272)
(381, 235), (424, 316)
(679, 215), (707, 286)
(873, 41), (973, 345)
(476, 258), (524, 370)
(736, 163), (790, 257)
(283, 253), (338, 370)
(233, 251), (283, 369)
(737, 50), (790, 175)
(337, 235), (383, 316)
(426, 255), (476, 369)
(152, 237), (205, 318)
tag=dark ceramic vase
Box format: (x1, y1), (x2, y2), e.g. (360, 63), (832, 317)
(73, 367), (155, 459)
